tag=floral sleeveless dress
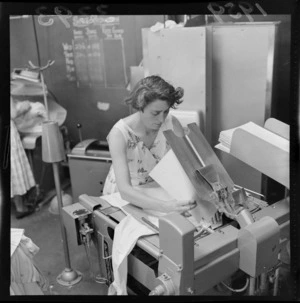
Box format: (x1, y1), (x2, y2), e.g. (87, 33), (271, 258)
(103, 114), (174, 195)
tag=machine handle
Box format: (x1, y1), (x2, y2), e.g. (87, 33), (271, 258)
(77, 123), (83, 142)
(97, 230), (112, 260)
(234, 184), (266, 200)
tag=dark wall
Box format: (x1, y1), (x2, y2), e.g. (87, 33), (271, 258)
(10, 15), (164, 195)
(10, 15), (164, 147)
(186, 14), (291, 203)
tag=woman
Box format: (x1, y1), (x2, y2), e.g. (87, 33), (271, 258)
(103, 75), (196, 214)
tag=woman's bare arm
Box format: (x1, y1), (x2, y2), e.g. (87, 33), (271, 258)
(108, 127), (195, 213)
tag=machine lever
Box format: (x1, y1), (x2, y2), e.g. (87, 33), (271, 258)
(97, 231), (112, 259)
(77, 123), (83, 142)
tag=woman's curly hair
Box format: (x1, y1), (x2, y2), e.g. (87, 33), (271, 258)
(124, 75), (184, 111)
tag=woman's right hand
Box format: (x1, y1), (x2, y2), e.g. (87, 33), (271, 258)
(160, 199), (197, 214)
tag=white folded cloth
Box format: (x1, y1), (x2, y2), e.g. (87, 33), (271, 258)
(107, 214), (155, 295)
(11, 228), (25, 257)
(102, 187), (168, 295)
(11, 228), (40, 258)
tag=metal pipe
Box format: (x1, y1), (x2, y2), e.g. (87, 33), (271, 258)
(236, 208), (254, 228)
(234, 184), (266, 200)
(53, 162), (71, 269)
(40, 72), (49, 120)
(67, 154), (112, 161)
(248, 277), (256, 296)
(260, 273), (268, 295)
(93, 231), (106, 279)
(273, 268), (280, 296)
(53, 162), (82, 286)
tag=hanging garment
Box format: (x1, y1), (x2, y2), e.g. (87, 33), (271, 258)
(10, 119), (35, 198)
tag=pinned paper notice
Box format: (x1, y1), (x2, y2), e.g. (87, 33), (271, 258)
(97, 102), (110, 111)
(149, 149), (218, 224)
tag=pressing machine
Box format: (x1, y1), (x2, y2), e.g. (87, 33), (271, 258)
(62, 122), (290, 296)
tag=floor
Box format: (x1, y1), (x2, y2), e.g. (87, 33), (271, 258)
(10, 181), (108, 296)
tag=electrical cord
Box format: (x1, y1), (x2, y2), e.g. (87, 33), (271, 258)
(221, 277), (249, 293)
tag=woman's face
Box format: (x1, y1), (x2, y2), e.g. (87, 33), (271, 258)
(140, 99), (170, 131)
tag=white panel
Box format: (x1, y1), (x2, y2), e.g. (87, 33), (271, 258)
(210, 23), (277, 193)
(142, 27), (210, 140)
(142, 28), (162, 77)
(170, 109), (200, 128)
(159, 28), (206, 112)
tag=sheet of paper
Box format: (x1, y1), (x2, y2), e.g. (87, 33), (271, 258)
(218, 121), (289, 153)
(214, 142), (230, 153)
(134, 185), (170, 219)
(149, 149), (196, 201)
(149, 149), (217, 224)
(101, 185), (168, 227)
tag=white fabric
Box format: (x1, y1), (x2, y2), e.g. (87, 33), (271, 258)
(107, 215), (155, 295)
(102, 185), (170, 295)
(11, 228), (25, 256)
(14, 101), (47, 134)
(11, 228), (40, 258)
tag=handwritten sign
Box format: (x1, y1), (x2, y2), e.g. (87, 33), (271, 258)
(59, 15), (126, 87)
(208, 1), (267, 23)
(73, 29), (90, 86)
(86, 27), (105, 84)
(62, 42), (76, 82)
(103, 38), (127, 87)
